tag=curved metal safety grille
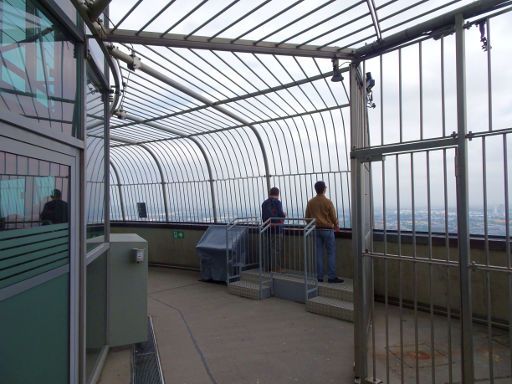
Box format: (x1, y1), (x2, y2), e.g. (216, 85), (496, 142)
(100, 1), (509, 226)
(108, 46), (353, 224)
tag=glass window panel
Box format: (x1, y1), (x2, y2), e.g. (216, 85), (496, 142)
(86, 252), (107, 382)
(0, 150), (70, 380)
(53, 0), (77, 25)
(0, 0), (80, 137)
(86, 67), (105, 249)
(0, 151), (70, 231)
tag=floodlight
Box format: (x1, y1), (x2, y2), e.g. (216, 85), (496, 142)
(366, 72), (375, 93)
(331, 58), (343, 82)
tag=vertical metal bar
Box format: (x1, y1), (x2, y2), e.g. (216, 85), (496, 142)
(455, 13), (474, 383)
(303, 225), (308, 302)
(427, 151), (436, 384)
(369, 162), (376, 381)
(412, 153), (419, 383)
(382, 155), (390, 383)
(399, 48), (403, 143)
(351, 63), (367, 381)
(487, 19), (493, 132)
(77, 38), (87, 384)
(380, 55), (384, 146)
(482, 136), (494, 383)
(226, 222), (230, 284)
(503, 134), (512, 378)
(258, 221), (262, 298)
(419, 41), (423, 140)
(485, 20), (494, 379)
(397, 154), (404, 383)
(442, 50), (454, 379)
(441, 37), (446, 138)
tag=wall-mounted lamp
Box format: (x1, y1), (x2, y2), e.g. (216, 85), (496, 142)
(331, 58), (344, 82)
(366, 72), (376, 109)
(366, 72), (375, 93)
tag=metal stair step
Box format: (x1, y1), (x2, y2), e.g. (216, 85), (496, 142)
(306, 296), (354, 322)
(317, 278), (353, 302)
(240, 269), (271, 283)
(228, 280), (271, 300)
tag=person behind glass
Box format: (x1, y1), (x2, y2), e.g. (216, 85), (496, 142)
(261, 187), (286, 272)
(40, 189), (69, 225)
(305, 181), (344, 283)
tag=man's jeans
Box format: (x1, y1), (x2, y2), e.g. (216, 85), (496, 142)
(316, 229), (336, 280)
(264, 227), (283, 271)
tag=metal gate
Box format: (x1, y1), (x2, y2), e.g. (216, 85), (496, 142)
(351, 11), (512, 384)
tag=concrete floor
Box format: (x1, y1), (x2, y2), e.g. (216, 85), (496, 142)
(98, 347), (131, 384)
(99, 267), (355, 384)
(98, 267), (511, 384)
(369, 303), (511, 384)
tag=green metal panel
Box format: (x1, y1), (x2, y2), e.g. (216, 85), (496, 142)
(1, 243), (68, 267)
(0, 223), (68, 241)
(0, 229), (68, 251)
(0, 252), (68, 279)
(0, 274), (69, 384)
(109, 233), (148, 346)
(0, 237), (68, 260)
(0, 224), (69, 289)
(0, 260), (69, 289)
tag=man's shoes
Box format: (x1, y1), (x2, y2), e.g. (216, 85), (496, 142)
(317, 278), (324, 283)
(328, 277), (344, 284)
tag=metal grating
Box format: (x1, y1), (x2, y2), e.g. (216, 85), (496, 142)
(133, 317), (165, 384)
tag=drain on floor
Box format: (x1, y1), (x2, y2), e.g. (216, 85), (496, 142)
(133, 317), (165, 384)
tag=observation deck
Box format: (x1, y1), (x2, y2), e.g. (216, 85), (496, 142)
(1, 1), (511, 383)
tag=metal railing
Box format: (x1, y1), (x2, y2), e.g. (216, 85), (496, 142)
(303, 219), (318, 301)
(261, 217), (318, 302)
(226, 217), (261, 285)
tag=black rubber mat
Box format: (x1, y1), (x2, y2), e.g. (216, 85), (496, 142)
(133, 317), (164, 384)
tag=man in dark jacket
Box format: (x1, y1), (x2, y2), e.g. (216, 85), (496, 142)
(261, 187), (286, 272)
(40, 189), (68, 225)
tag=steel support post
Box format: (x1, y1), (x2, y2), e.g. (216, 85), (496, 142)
(455, 13), (474, 383)
(104, 29), (111, 241)
(350, 63), (367, 382)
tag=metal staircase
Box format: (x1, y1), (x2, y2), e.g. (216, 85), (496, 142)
(229, 268), (354, 322)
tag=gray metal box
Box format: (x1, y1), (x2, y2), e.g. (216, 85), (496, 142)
(108, 234), (148, 346)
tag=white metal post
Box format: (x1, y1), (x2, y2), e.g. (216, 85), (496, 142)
(455, 13), (474, 384)
(350, 62), (367, 382)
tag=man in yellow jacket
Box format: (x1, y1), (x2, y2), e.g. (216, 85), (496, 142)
(305, 181), (343, 283)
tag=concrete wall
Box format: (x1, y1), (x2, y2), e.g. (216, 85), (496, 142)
(111, 225), (204, 269)
(372, 239), (510, 322)
(111, 224), (509, 322)
(111, 224), (352, 276)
